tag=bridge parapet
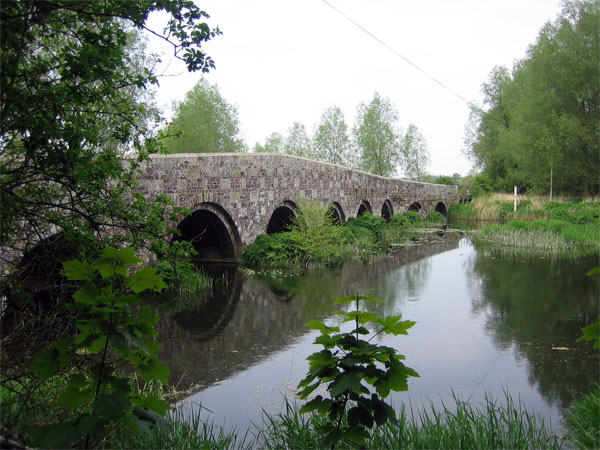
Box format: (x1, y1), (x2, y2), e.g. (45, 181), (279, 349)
(136, 153), (458, 261)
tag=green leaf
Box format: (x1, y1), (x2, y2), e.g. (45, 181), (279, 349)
(62, 260), (95, 281)
(374, 378), (390, 398)
(305, 320), (327, 332)
(297, 380), (320, 399)
(94, 390), (131, 421)
(299, 395), (332, 415)
(126, 268), (166, 294)
(376, 316), (416, 335)
(73, 283), (101, 305)
(140, 358), (170, 383)
(58, 374), (95, 410)
(576, 317), (600, 349)
(343, 424), (370, 445)
(35, 423), (85, 449)
(343, 310), (380, 325)
(30, 339), (76, 379)
(586, 266), (600, 276)
(131, 394), (171, 416)
(115, 246), (143, 265)
(329, 371), (364, 397)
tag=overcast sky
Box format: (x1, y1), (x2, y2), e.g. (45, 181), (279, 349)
(147, 0), (563, 177)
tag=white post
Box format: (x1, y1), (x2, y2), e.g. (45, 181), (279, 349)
(514, 186), (518, 212)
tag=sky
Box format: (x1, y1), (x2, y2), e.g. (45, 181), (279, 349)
(146, 0), (563, 177)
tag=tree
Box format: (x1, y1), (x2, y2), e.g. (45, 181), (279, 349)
(284, 122), (313, 158)
(253, 132), (285, 153)
(402, 124), (430, 181)
(464, 0), (599, 196)
(313, 106), (355, 167)
(353, 93), (402, 177)
(1, 0), (220, 259)
(0, 0), (219, 387)
(161, 78), (246, 153)
(0, 0), (219, 446)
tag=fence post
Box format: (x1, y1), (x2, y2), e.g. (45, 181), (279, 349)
(514, 186), (518, 212)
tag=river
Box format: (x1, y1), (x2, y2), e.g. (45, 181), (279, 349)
(155, 236), (599, 435)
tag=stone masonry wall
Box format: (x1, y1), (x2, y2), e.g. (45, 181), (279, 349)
(136, 153), (458, 257)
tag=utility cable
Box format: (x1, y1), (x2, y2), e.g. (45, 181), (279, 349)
(321, 0), (473, 106)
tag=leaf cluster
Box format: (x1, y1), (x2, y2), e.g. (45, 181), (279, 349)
(27, 246), (169, 448)
(297, 294), (418, 448)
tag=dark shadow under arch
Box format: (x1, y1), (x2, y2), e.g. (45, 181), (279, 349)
(435, 201), (448, 218)
(357, 200), (372, 217)
(267, 201), (297, 234)
(408, 202), (422, 212)
(381, 200), (393, 221)
(176, 202), (241, 262)
(327, 202), (345, 225)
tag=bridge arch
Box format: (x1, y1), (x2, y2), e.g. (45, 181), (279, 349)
(408, 202), (422, 214)
(327, 202), (345, 225)
(357, 200), (372, 217)
(266, 200), (297, 234)
(381, 200), (393, 221)
(176, 202), (242, 262)
(434, 201), (448, 218)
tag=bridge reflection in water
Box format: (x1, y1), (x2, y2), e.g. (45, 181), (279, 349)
(156, 236), (461, 392)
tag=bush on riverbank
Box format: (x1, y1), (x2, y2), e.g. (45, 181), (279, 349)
(242, 204), (441, 269)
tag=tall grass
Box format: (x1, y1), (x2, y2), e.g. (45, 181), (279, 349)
(254, 393), (562, 449)
(450, 192), (600, 222)
(564, 384), (600, 449)
(107, 405), (249, 450)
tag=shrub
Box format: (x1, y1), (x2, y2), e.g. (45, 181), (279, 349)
(242, 232), (306, 267)
(425, 211), (446, 224)
(402, 210), (422, 225)
(346, 213), (386, 236)
(448, 202), (473, 219)
(389, 214), (411, 228)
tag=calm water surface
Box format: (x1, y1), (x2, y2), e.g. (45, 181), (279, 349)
(156, 237), (599, 434)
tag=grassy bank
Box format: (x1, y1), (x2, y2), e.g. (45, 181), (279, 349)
(450, 194), (600, 254)
(242, 205), (447, 271)
(105, 391), (584, 449)
(4, 361), (596, 449)
(449, 193), (599, 222)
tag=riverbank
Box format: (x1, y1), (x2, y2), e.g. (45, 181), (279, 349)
(107, 387), (600, 449)
(450, 194), (600, 255)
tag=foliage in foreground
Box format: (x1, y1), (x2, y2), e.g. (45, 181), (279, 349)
(255, 393), (562, 450)
(297, 294), (418, 448)
(564, 384), (600, 449)
(10, 247), (169, 448)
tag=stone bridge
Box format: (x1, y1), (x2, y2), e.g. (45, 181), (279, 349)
(136, 153), (459, 262)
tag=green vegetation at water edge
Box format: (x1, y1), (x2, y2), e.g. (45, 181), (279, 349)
(242, 206), (445, 269)
(564, 384), (600, 449)
(450, 195), (600, 254)
(94, 393), (563, 449)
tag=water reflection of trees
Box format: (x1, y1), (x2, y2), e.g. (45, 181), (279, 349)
(467, 246), (599, 409)
(156, 236), (461, 392)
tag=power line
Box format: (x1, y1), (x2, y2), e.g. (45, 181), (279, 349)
(321, 0), (473, 106)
